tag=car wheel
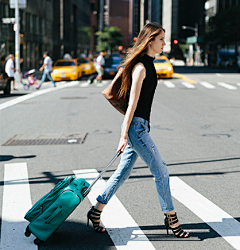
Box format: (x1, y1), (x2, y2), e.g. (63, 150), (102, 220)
(3, 81), (11, 95)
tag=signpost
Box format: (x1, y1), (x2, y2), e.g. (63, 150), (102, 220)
(9, 0), (27, 84)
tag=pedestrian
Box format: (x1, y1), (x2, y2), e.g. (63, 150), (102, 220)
(87, 22), (190, 238)
(5, 54), (17, 90)
(36, 52), (55, 89)
(94, 51), (105, 83)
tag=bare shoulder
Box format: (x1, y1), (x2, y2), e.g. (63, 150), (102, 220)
(132, 62), (146, 78)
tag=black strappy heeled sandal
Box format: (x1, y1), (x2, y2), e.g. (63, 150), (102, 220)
(164, 213), (190, 238)
(87, 206), (106, 233)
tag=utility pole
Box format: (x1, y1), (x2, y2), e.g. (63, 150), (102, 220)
(14, 0), (21, 83)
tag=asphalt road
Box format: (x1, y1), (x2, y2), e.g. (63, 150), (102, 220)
(0, 71), (240, 250)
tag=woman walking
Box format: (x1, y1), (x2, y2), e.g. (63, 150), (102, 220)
(87, 22), (189, 238)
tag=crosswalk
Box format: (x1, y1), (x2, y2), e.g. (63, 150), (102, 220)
(79, 79), (240, 91)
(1, 162), (240, 249)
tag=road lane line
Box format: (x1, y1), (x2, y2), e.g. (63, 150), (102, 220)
(74, 169), (156, 250)
(170, 177), (240, 250)
(0, 81), (79, 111)
(217, 82), (237, 90)
(181, 81), (196, 89)
(163, 81), (175, 88)
(1, 163), (37, 249)
(173, 73), (197, 84)
(199, 81), (216, 89)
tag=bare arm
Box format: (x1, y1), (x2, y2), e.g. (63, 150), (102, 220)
(117, 62), (146, 152)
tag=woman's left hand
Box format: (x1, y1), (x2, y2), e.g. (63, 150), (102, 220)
(117, 136), (128, 153)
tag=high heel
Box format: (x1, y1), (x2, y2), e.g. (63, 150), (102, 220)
(164, 213), (189, 238)
(87, 206), (106, 233)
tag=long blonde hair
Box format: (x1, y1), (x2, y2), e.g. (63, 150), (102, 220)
(118, 23), (165, 99)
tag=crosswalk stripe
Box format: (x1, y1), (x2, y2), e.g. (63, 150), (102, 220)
(1, 163), (37, 249)
(74, 169), (156, 250)
(163, 81), (175, 88)
(170, 177), (240, 249)
(199, 81), (215, 89)
(217, 82), (237, 90)
(181, 81), (196, 88)
(237, 83), (240, 87)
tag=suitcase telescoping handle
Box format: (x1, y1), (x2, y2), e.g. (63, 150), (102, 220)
(83, 151), (122, 198)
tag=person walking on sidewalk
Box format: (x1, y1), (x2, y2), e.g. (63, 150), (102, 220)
(87, 22), (190, 238)
(37, 52), (55, 89)
(94, 51), (105, 84)
(5, 54), (17, 90)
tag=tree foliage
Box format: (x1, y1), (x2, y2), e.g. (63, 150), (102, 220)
(96, 26), (123, 52)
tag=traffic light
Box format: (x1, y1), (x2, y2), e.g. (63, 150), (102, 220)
(133, 37), (137, 42)
(173, 40), (178, 45)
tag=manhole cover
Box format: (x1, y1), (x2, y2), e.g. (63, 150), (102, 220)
(2, 133), (88, 146)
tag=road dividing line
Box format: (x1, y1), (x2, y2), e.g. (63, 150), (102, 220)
(0, 81), (79, 111)
(199, 81), (216, 89)
(173, 73), (197, 84)
(217, 82), (237, 90)
(1, 163), (37, 249)
(163, 81), (175, 88)
(170, 177), (240, 250)
(181, 81), (196, 89)
(74, 169), (156, 250)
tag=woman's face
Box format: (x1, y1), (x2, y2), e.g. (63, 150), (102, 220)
(149, 31), (166, 54)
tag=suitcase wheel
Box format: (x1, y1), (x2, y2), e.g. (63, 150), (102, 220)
(24, 226), (31, 237)
(34, 238), (44, 245)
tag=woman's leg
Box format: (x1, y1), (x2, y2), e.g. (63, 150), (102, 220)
(96, 143), (138, 205)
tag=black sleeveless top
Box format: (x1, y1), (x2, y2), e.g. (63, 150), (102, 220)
(131, 54), (157, 121)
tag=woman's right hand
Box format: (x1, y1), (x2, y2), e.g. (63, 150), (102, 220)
(117, 136), (128, 153)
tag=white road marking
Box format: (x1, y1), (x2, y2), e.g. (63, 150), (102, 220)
(80, 82), (90, 87)
(199, 81), (216, 89)
(74, 169), (156, 250)
(1, 163), (37, 249)
(216, 73), (223, 77)
(237, 83), (240, 87)
(170, 177), (240, 250)
(163, 81), (175, 88)
(217, 82), (237, 90)
(181, 81), (196, 89)
(95, 80), (109, 87)
(0, 81), (79, 111)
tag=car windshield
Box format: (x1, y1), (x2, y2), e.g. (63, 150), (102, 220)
(153, 59), (168, 63)
(78, 59), (89, 64)
(55, 61), (76, 66)
(105, 57), (122, 67)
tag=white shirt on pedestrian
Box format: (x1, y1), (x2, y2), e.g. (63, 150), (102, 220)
(95, 55), (105, 69)
(43, 56), (53, 72)
(5, 58), (14, 77)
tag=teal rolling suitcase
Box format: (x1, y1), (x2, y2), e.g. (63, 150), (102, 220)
(24, 152), (121, 245)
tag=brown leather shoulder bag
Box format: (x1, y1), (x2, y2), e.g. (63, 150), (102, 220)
(102, 69), (127, 115)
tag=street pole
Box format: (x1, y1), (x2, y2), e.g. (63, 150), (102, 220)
(14, 0), (21, 83)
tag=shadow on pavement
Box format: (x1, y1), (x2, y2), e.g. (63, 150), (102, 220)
(173, 66), (238, 74)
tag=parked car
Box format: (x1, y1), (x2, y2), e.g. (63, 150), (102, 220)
(0, 61), (10, 94)
(77, 58), (96, 75)
(153, 56), (173, 78)
(104, 54), (123, 77)
(51, 59), (82, 81)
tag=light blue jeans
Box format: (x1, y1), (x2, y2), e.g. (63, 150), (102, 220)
(39, 70), (56, 87)
(97, 117), (174, 212)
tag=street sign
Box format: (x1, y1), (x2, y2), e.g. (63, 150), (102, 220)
(186, 36), (197, 44)
(2, 18), (15, 24)
(10, 0), (27, 9)
(186, 36), (203, 44)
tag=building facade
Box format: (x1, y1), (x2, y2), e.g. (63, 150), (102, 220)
(0, 0), (91, 70)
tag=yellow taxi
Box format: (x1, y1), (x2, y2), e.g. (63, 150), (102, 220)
(153, 56), (173, 78)
(51, 59), (82, 81)
(77, 58), (96, 75)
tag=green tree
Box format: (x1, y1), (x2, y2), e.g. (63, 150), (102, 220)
(207, 6), (240, 62)
(96, 26), (123, 52)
